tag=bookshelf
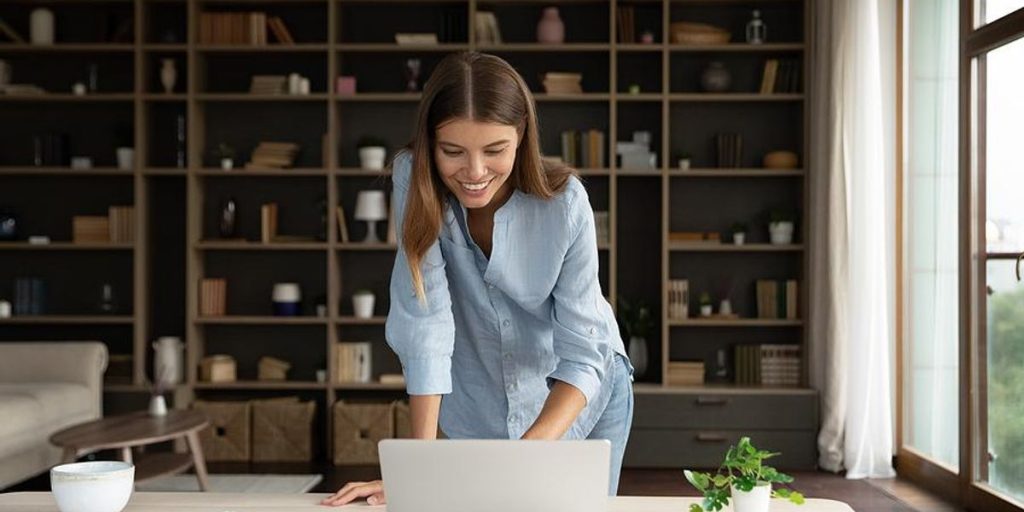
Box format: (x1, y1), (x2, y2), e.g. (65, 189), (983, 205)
(0, 0), (814, 467)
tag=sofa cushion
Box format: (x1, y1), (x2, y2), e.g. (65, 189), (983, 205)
(0, 383), (96, 460)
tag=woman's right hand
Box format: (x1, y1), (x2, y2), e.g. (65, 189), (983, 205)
(320, 480), (386, 507)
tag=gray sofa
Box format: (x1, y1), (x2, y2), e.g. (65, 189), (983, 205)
(0, 342), (108, 490)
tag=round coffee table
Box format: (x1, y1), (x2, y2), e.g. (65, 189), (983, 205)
(50, 410), (210, 491)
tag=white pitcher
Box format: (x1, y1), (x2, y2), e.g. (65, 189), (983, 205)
(153, 336), (184, 387)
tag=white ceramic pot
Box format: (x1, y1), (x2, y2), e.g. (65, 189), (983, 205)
(769, 221), (794, 245)
(152, 336), (183, 386)
(160, 59), (177, 93)
(730, 482), (771, 512)
(51, 461), (134, 512)
(719, 299), (733, 316)
(359, 147), (387, 171)
(733, 232), (746, 245)
(678, 158), (691, 171)
(116, 147), (134, 171)
(220, 158), (233, 170)
(700, 305), (713, 317)
(148, 395), (167, 417)
(30, 8), (55, 45)
(352, 293), (375, 319)
(627, 336), (648, 379)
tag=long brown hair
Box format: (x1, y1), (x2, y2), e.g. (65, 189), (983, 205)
(402, 51), (574, 301)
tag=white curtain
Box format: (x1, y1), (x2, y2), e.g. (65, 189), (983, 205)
(809, 0), (898, 478)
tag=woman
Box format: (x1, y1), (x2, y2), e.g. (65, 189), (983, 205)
(322, 52), (634, 507)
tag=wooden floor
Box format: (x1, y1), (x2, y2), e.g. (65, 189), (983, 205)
(6, 462), (965, 512)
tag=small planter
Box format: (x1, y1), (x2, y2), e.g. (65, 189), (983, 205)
(359, 146), (387, 171)
(148, 395), (167, 417)
(678, 158), (691, 171)
(731, 482), (771, 512)
(352, 291), (376, 319)
(769, 221), (794, 245)
(700, 304), (713, 317)
(733, 232), (746, 245)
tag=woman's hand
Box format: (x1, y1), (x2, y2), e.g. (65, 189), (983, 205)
(320, 480), (385, 507)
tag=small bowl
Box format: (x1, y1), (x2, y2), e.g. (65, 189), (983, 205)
(51, 461), (135, 512)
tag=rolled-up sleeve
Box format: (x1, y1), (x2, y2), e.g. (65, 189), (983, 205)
(385, 151), (456, 395)
(546, 183), (611, 405)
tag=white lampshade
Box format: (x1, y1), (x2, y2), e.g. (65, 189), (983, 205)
(354, 191), (388, 221)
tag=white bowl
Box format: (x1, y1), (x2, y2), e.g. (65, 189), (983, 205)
(51, 461), (135, 512)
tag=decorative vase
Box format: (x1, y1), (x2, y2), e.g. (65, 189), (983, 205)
(359, 147), (387, 171)
(0, 210), (17, 241)
(730, 482), (771, 512)
(700, 62), (732, 92)
(536, 7), (565, 44)
(745, 9), (767, 44)
(352, 292), (375, 319)
(219, 197), (237, 238)
(627, 336), (648, 379)
(719, 299), (733, 316)
(769, 221), (794, 245)
(116, 147), (134, 171)
(148, 395), (167, 417)
(733, 232), (746, 245)
(30, 8), (55, 45)
(678, 158), (691, 171)
(153, 336), (184, 387)
(272, 283), (302, 316)
(160, 59), (177, 94)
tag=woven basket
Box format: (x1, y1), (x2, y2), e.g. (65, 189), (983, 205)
(332, 401), (394, 465)
(670, 22), (731, 45)
(193, 400), (251, 462)
(252, 398), (316, 462)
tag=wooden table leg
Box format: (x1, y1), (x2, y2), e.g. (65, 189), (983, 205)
(184, 431), (210, 492)
(120, 446), (133, 464)
(60, 447), (77, 464)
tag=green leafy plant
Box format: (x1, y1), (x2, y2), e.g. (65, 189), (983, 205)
(684, 437), (805, 512)
(214, 143), (235, 160)
(698, 292), (712, 307)
(357, 136), (388, 149)
(730, 222), (748, 234)
(352, 288), (374, 296)
(767, 209), (795, 224)
(617, 298), (653, 340)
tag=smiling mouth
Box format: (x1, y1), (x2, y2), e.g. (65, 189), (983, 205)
(459, 178), (493, 192)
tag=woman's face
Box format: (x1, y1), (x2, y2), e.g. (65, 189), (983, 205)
(434, 118), (519, 210)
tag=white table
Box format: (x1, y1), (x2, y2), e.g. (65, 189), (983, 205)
(0, 492), (855, 511)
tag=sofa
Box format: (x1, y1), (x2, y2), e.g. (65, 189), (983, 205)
(0, 342), (108, 490)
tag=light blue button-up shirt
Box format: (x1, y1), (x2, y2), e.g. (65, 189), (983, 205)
(385, 150), (628, 440)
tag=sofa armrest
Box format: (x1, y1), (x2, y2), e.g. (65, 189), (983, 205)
(0, 342), (108, 394)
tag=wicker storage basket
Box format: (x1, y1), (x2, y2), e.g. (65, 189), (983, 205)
(252, 398), (316, 462)
(670, 22), (731, 45)
(392, 400), (412, 439)
(192, 400), (251, 462)
(332, 401), (394, 465)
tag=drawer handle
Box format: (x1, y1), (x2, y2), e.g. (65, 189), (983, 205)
(696, 433), (728, 443)
(695, 396), (729, 406)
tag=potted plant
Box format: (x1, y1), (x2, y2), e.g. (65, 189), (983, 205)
(767, 210), (795, 245)
(617, 298), (652, 379)
(698, 292), (713, 317)
(215, 143), (235, 170)
(677, 152), (693, 171)
(352, 289), (376, 319)
(357, 136), (388, 171)
(731, 222), (748, 246)
(684, 437), (805, 512)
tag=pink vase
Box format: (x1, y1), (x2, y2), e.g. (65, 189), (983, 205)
(537, 7), (565, 44)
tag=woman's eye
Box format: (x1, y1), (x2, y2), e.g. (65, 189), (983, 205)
(485, 148), (506, 156)
(442, 150), (462, 157)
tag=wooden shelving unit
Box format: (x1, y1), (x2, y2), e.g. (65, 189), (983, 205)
(0, 0), (813, 466)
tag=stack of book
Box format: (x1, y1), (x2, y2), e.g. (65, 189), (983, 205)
(543, 72), (583, 95)
(669, 232), (721, 244)
(199, 12), (268, 45)
(72, 216), (110, 243)
(616, 6), (635, 43)
(715, 132), (743, 168)
(250, 75), (288, 95)
(735, 344), (801, 387)
(335, 342), (372, 383)
(247, 141), (299, 169)
(759, 59), (801, 94)
(13, 277), (46, 315)
(667, 361), (705, 387)
(760, 345), (801, 386)
(260, 203), (278, 243)
(668, 279), (689, 319)
(199, 278), (227, 316)
(755, 279), (799, 319)
(108, 206), (135, 243)
(560, 129), (605, 168)
(593, 211), (610, 246)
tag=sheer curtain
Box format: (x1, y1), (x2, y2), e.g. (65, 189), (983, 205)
(809, 0), (898, 478)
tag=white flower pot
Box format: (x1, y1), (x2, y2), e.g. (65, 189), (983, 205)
(352, 293), (375, 319)
(160, 59), (177, 94)
(220, 158), (233, 170)
(733, 232), (746, 245)
(359, 147), (387, 171)
(769, 221), (794, 245)
(678, 158), (691, 171)
(148, 395), (167, 417)
(730, 482), (771, 512)
(700, 305), (713, 317)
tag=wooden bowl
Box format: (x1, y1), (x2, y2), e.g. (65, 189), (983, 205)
(763, 150), (799, 169)
(670, 22), (731, 45)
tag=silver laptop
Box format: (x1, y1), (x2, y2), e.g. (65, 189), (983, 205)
(379, 439), (610, 512)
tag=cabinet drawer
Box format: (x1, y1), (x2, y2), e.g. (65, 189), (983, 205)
(633, 392), (818, 430)
(624, 428), (818, 470)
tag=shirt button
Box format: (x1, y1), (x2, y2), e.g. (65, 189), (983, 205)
(504, 353), (513, 361)
(502, 319), (510, 328)
(588, 327), (597, 336)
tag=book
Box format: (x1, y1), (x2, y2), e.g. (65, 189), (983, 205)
(335, 342), (372, 383)
(668, 279), (689, 320)
(335, 205), (350, 243)
(756, 279), (799, 319)
(199, 278), (227, 316)
(760, 59), (779, 94)
(260, 203), (278, 243)
(267, 16), (294, 44)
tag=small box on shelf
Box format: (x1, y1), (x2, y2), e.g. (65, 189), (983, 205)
(199, 354), (236, 383)
(199, 278), (228, 317)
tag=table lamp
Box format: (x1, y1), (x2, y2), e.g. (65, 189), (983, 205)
(354, 190), (387, 243)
